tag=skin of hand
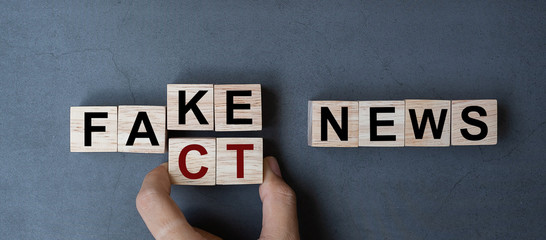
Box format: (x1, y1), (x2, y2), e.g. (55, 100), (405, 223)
(136, 156), (300, 240)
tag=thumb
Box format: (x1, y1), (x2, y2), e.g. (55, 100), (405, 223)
(259, 156), (300, 240)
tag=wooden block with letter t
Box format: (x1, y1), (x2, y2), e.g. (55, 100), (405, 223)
(451, 99), (497, 146)
(168, 138), (216, 185)
(404, 100), (451, 147)
(167, 84), (214, 131)
(359, 101), (405, 147)
(308, 101), (359, 147)
(118, 106), (166, 153)
(214, 84), (262, 131)
(70, 106), (118, 152)
(216, 138), (263, 185)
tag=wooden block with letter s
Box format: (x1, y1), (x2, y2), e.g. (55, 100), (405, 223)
(451, 99), (497, 146)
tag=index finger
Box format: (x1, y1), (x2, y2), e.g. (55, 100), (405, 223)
(136, 163), (203, 240)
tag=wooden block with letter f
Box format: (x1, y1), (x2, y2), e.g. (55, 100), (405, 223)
(70, 106), (118, 152)
(308, 101), (359, 147)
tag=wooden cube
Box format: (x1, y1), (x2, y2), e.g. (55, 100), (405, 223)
(216, 138), (263, 185)
(214, 84), (262, 131)
(167, 84), (214, 131)
(359, 101), (405, 147)
(70, 106), (118, 152)
(405, 100), (451, 147)
(451, 99), (497, 145)
(168, 138), (216, 185)
(118, 106), (166, 153)
(308, 101), (359, 147)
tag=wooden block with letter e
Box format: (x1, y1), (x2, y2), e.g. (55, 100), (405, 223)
(167, 84), (214, 131)
(216, 138), (263, 185)
(70, 106), (118, 152)
(308, 101), (359, 147)
(451, 99), (497, 145)
(405, 100), (451, 147)
(214, 84), (262, 131)
(168, 138), (216, 185)
(118, 106), (166, 153)
(359, 101), (405, 147)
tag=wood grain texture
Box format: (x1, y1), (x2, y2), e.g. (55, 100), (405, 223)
(359, 101), (405, 147)
(451, 99), (497, 145)
(168, 138), (216, 185)
(118, 106), (166, 153)
(214, 84), (262, 131)
(405, 100), (451, 147)
(216, 138), (263, 185)
(308, 101), (359, 147)
(70, 106), (118, 152)
(167, 84), (214, 131)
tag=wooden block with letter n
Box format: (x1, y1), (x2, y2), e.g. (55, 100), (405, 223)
(167, 84), (214, 131)
(451, 99), (497, 145)
(168, 138), (216, 185)
(308, 101), (359, 147)
(118, 106), (166, 153)
(214, 84), (262, 131)
(359, 101), (405, 147)
(405, 100), (451, 147)
(216, 138), (263, 185)
(70, 106), (118, 152)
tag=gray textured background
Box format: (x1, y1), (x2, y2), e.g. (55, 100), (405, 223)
(1, 1), (545, 239)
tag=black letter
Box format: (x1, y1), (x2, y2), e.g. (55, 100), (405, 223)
(126, 112), (159, 146)
(409, 109), (447, 139)
(321, 107), (348, 141)
(370, 107), (396, 141)
(460, 106), (488, 140)
(226, 91), (252, 124)
(179, 90), (208, 125)
(84, 112), (108, 146)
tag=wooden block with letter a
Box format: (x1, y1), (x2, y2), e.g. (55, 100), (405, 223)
(214, 84), (262, 131)
(70, 106), (118, 152)
(308, 101), (359, 147)
(359, 101), (405, 147)
(167, 84), (214, 131)
(169, 138), (216, 185)
(404, 100), (451, 147)
(451, 99), (497, 145)
(118, 106), (166, 153)
(216, 138), (263, 185)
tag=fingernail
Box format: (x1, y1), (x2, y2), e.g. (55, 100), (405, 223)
(266, 156), (282, 177)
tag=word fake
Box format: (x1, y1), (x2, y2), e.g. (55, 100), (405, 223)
(70, 84), (263, 185)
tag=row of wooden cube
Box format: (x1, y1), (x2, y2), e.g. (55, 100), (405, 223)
(308, 100), (497, 147)
(169, 138), (263, 185)
(167, 84), (261, 131)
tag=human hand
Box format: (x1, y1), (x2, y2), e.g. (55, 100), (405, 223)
(136, 156), (300, 240)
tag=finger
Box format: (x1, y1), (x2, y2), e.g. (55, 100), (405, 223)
(136, 163), (203, 240)
(259, 156), (300, 240)
(193, 227), (222, 240)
